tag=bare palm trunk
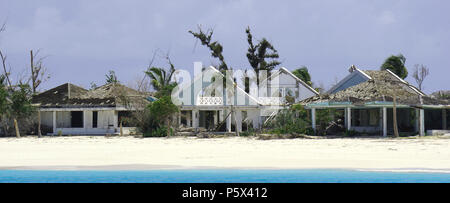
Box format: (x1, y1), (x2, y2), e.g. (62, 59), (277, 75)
(38, 110), (42, 138)
(166, 120), (170, 137)
(393, 96), (399, 138)
(14, 118), (20, 138)
(120, 121), (123, 136)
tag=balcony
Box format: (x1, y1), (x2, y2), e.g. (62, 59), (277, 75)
(197, 97), (223, 105)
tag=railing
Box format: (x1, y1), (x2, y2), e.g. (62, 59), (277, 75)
(258, 97), (286, 105)
(197, 97), (223, 105)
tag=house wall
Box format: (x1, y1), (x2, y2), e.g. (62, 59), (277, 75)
(268, 71), (317, 102)
(56, 111), (71, 128)
(41, 111), (53, 127)
(39, 109), (120, 135)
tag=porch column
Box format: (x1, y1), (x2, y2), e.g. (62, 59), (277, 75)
(83, 110), (89, 129)
(443, 109), (447, 130)
(236, 110), (242, 133)
(187, 111), (191, 127)
(419, 109), (425, 136)
(213, 111), (218, 127)
(52, 111), (57, 135)
(192, 109), (199, 128)
(226, 109), (232, 132)
(250, 110), (260, 129)
(113, 111), (118, 128)
(415, 109), (419, 132)
(382, 107), (387, 137)
(346, 107), (351, 131)
(311, 108), (316, 132)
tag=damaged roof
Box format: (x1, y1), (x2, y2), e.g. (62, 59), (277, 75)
(32, 83), (150, 108)
(301, 70), (449, 107)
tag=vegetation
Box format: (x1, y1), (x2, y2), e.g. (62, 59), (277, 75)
(129, 54), (180, 137)
(380, 54), (408, 79)
(105, 70), (119, 84)
(264, 105), (313, 135)
(412, 64), (429, 91)
(292, 66), (312, 86)
(245, 27), (281, 85)
(145, 57), (176, 98)
(189, 26), (228, 71)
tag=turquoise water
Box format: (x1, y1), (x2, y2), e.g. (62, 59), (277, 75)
(0, 169), (449, 183)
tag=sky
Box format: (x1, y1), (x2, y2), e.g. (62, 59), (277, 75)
(0, 0), (449, 93)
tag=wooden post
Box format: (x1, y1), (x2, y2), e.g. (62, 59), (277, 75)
(120, 121), (123, 136)
(393, 96), (399, 138)
(383, 107), (387, 137)
(38, 110), (42, 138)
(14, 118), (20, 138)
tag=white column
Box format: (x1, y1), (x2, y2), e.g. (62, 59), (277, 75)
(213, 111), (218, 127)
(235, 110), (242, 133)
(346, 107), (351, 131)
(226, 109), (232, 132)
(382, 107), (387, 137)
(187, 111), (191, 127)
(249, 110), (260, 129)
(113, 111), (118, 128)
(192, 109), (199, 128)
(415, 109), (419, 132)
(443, 109), (447, 130)
(419, 109), (425, 136)
(311, 108), (316, 132)
(53, 111), (57, 135)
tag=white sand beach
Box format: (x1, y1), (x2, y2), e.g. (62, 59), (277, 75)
(1, 136), (450, 172)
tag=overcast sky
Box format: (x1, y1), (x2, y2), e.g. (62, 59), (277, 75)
(0, 0), (449, 93)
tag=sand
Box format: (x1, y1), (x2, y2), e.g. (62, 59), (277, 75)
(1, 136), (450, 172)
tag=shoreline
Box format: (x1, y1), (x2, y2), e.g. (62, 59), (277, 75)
(1, 136), (450, 174)
(2, 164), (450, 174)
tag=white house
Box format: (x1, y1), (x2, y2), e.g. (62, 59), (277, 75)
(32, 83), (150, 135)
(302, 65), (449, 136)
(172, 66), (319, 133)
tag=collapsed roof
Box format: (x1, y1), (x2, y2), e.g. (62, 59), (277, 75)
(32, 83), (151, 108)
(301, 69), (449, 107)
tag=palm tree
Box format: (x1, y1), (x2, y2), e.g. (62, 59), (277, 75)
(292, 66), (312, 86)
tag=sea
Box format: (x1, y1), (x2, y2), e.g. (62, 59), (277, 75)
(0, 169), (449, 183)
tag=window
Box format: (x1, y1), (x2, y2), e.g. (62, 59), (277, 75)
(71, 111), (83, 128)
(92, 111), (98, 128)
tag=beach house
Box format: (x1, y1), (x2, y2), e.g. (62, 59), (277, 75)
(32, 83), (150, 135)
(172, 66), (319, 133)
(301, 65), (449, 136)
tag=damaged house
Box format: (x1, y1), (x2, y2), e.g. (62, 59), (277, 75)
(172, 66), (319, 133)
(301, 65), (449, 136)
(32, 83), (150, 135)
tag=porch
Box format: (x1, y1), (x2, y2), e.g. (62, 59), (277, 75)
(39, 108), (136, 135)
(309, 105), (449, 136)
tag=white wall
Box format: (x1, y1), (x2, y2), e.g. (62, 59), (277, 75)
(40, 111), (53, 127)
(56, 111), (71, 128)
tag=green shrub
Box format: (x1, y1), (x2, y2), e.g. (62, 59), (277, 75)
(344, 129), (358, 137)
(264, 106), (313, 135)
(240, 127), (256, 137)
(143, 126), (174, 137)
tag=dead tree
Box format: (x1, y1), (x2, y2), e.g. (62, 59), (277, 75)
(412, 64), (429, 91)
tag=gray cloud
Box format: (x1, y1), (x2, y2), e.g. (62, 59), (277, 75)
(0, 0), (449, 93)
